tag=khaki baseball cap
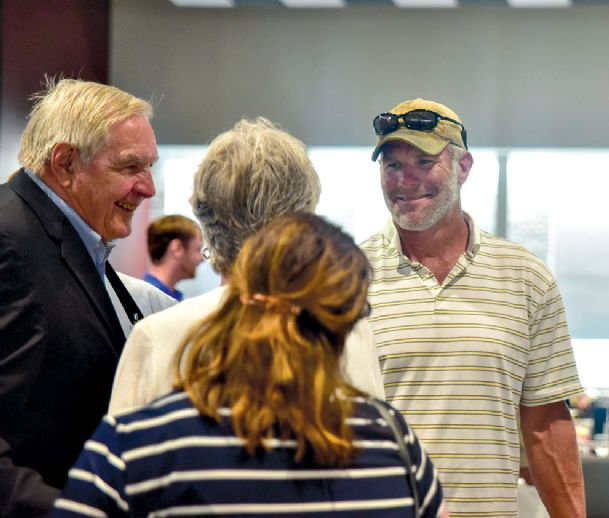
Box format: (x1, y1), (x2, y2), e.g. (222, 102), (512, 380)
(371, 98), (467, 161)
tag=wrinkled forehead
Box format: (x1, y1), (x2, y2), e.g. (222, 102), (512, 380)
(100, 115), (158, 159)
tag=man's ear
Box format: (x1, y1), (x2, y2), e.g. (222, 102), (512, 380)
(168, 238), (185, 257)
(457, 151), (474, 186)
(49, 143), (76, 188)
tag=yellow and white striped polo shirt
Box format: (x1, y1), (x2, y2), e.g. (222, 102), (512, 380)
(360, 214), (582, 518)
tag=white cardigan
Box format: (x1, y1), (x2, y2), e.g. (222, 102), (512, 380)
(108, 285), (384, 414)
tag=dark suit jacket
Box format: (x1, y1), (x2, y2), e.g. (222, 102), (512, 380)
(0, 170), (127, 517)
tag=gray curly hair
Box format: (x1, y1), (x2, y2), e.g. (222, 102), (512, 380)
(190, 117), (321, 276)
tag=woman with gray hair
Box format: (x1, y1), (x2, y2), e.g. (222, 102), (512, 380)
(191, 117), (320, 276)
(108, 117), (384, 414)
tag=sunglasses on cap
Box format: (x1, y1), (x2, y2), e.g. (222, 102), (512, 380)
(373, 109), (468, 149)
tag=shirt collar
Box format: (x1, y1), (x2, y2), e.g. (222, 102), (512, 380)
(385, 211), (481, 258)
(463, 212), (481, 258)
(25, 169), (115, 278)
(143, 273), (183, 301)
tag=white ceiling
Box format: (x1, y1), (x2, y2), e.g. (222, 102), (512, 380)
(168, 0), (588, 7)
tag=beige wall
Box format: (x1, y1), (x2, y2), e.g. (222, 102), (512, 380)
(111, 0), (609, 149)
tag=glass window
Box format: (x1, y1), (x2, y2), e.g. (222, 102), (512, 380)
(158, 145), (207, 217)
(507, 151), (609, 341)
(461, 149), (499, 235)
(309, 147), (387, 243)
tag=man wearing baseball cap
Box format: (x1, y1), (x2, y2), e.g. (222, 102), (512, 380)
(361, 98), (585, 517)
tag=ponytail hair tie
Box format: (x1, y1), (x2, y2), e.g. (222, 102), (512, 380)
(240, 293), (302, 315)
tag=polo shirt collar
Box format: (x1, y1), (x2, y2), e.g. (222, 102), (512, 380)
(384, 211), (481, 259)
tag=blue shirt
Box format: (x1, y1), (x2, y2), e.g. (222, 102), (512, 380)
(25, 169), (115, 279)
(50, 391), (443, 518)
(143, 272), (183, 301)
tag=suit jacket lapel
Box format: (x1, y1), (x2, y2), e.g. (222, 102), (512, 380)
(60, 223), (127, 351)
(10, 170), (126, 352)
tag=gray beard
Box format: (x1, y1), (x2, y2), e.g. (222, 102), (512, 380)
(385, 167), (460, 232)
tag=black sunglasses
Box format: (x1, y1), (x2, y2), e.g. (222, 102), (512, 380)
(373, 109), (468, 149)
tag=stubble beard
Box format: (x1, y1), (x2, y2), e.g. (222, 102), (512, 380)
(385, 164), (460, 232)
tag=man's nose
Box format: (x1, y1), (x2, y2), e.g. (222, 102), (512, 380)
(136, 169), (156, 198)
(396, 163), (424, 186)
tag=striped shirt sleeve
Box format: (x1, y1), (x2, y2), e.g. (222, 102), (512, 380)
(521, 274), (582, 406)
(386, 402), (444, 518)
(49, 416), (129, 517)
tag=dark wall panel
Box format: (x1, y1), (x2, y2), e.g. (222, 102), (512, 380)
(1, 0), (109, 179)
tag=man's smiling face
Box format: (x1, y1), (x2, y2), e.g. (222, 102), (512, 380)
(380, 141), (461, 232)
(66, 114), (158, 241)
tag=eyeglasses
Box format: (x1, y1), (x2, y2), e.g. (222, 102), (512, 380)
(201, 247), (211, 261)
(373, 109), (468, 149)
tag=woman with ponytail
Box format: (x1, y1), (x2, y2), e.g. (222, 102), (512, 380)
(51, 213), (449, 518)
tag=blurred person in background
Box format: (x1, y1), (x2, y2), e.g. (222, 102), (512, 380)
(109, 117), (384, 415)
(144, 214), (205, 301)
(52, 212), (448, 518)
(0, 78), (174, 517)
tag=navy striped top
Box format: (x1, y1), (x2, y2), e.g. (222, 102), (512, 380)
(50, 391), (443, 517)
